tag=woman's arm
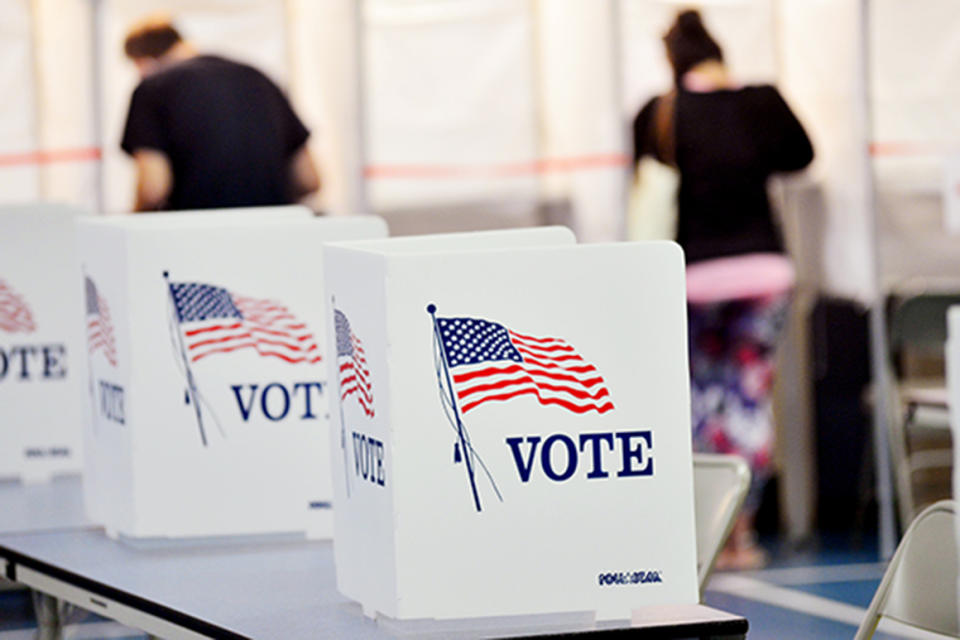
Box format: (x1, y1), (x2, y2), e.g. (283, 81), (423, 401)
(763, 87), (814, 172)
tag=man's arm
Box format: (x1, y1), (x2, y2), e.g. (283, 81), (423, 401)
(132, 149), (173, 211)
(289, 145), (320, 201)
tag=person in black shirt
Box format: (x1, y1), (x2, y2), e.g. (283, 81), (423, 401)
(632, 17), (813, 264)
(633, 10), (814, 570)
(120, 17), (319, 211)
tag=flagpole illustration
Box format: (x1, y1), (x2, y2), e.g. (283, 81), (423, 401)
(82, 266), (97, 434)
(164, 271), (207, 447)
(333, 296), (351, 498)
(428, 303), (482, 512)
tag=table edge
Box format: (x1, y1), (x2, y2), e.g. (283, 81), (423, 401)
(0, 543), (250, 640)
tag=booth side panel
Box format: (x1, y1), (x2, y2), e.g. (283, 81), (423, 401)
(77, 221), (137, 535)
(323, 245), (400, 617)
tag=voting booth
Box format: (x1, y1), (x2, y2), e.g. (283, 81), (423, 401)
(78, 211), (387, 540)
(323, 228), (698, 621)
(0, 204), (88, 482)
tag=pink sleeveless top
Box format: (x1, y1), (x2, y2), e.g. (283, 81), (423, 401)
(685, 253), (794, 304)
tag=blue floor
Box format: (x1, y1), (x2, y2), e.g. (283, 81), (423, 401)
(791, 580), (878, 609)
(706, 590), (871, 639)
(699, 532), (923, 639)
(0, 533), (915, 639)
(0, 590), (33, 631)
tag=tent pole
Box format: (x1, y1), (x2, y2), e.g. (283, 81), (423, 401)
(351, 0), (369, 215)
(89, 0), (105, 214)
(27, 0), (47, 199)
(609, 0), (628, 241)
(859, 0), (896, 559)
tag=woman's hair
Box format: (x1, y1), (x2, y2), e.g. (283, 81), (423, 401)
(662, 10), (723, 86)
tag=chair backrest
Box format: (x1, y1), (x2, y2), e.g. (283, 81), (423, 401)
(889, 294), (960, 362)
(855, 500), (959, 639)
(692, 453), (751, 596)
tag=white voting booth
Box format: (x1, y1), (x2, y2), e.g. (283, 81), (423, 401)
(324, 228), (698, 621)
(78, 210), (387, 540)
(0, 204), (88, 482)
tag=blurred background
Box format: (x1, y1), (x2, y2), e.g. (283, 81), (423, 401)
(3, 0), (960, 557)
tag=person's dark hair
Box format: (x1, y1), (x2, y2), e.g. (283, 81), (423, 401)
(662, 10), (723, 86)
(124, 21), (182, 60)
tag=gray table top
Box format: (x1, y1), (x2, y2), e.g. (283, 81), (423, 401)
(0, 475), (91, 534)
(0, 480), (746, 639)
(0, 529), (746, 639)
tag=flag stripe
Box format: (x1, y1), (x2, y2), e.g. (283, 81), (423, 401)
(192, 341), (322, 364)
(514, 347), (584, 363)
(458, 374), (612, 402)
(460, 388), (614, 414)
(184, 322), (244, 337)
(452, 363), (605, 388)
(340, 375), (374, 404)
(508, 330), (566, 345)
(509, 338), (575, 353)
(512, 353), (597, 374)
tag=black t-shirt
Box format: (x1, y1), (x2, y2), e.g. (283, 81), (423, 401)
(632, 85), (813, 264)
(121, 55), (310, 211)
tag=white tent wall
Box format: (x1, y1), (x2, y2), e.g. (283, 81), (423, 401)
(362, 0), (539, 216)
(535, 0), (626, 243)
(98, 0), (291, 213)
(0, 0), (41, 204)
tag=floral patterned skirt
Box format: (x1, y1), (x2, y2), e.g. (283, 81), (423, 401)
(688, 291), (791, 515)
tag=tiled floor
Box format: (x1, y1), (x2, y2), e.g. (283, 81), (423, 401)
(0, 534), (945, 639)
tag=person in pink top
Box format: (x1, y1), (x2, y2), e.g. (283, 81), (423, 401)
(633, 10), (814, 569)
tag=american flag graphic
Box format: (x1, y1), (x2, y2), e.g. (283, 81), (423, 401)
(85, 277), (117, 366)
(436, 316), (614, 415)
(334, 309), (373, 417)
(0, 279), (36, 333)
(169, 282), (322, 364)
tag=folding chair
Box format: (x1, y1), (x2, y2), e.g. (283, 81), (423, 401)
(855, 499), (959, 640)
(887, 293), (960, 529)
(692, 453), (751, 596)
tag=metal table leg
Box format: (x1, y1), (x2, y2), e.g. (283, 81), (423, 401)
(32, 591), (67, 640)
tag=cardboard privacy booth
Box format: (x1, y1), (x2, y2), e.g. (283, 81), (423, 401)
(77, 213), (387, 539)
(0, 204), (89, 482)
(324, 229), (698, 620)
